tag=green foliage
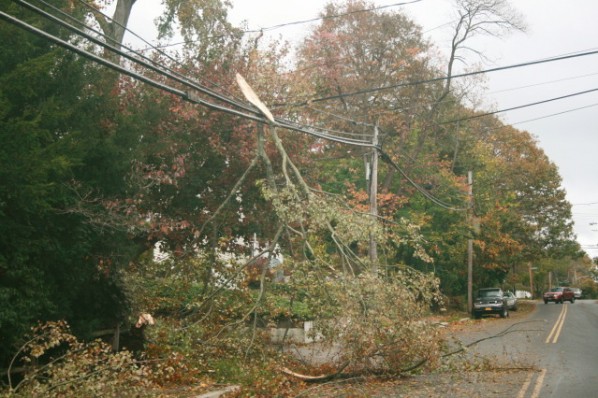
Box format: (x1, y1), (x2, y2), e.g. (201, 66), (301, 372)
(1, 0), (586, 395)
(120, 230), (445, 393)
(261, 284), (314, 322)
(157, 0), (243, 66)
(279, 270), (444, 375)
(0, 2), (143, 366)
(578, 280), (598, 299)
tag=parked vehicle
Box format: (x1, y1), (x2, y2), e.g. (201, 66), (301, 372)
(543, 287), (575, 304)
(504, 291), (518, 310)
(473, 288), (509, 319)
(572, 288), (582, 299)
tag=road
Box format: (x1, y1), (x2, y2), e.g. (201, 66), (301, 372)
(456, 299), (598, 397)
(287, 300), (598, 397)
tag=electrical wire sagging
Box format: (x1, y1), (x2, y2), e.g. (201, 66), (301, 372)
(1, 3), (375, 148)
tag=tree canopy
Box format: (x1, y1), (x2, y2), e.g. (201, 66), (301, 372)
(0, 0), (584, 394)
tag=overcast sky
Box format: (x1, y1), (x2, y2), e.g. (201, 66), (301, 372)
(127, 0), (598, 258)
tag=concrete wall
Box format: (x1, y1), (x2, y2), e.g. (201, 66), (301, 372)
(268, 321), (323, 344)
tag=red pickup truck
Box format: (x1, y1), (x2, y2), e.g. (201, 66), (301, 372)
(543, 287), (575, 304)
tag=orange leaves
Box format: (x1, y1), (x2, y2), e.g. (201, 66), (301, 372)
(377, 191), (409, 214)
(345, 182), (407, 215)
(346, 183), (370, 212)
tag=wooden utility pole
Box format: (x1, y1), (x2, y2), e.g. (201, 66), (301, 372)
(528, 263), (534, 299)
(467, 171), (473, 315)
(369, 124), (378, 274)
(369, 125), (379, 273)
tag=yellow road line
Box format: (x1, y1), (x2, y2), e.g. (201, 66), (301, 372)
(517, 369), (547, 398)
(516, 372), (534, 398)
(545, 304), (567, 344)
(530, 368), (547, 398)
(551, 304), (567, 343)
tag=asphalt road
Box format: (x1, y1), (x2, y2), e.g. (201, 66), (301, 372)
(282, 300), (598, 397)
(456, 299), (598, 397)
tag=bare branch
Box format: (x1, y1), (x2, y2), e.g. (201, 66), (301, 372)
(441, 0), (526, 102)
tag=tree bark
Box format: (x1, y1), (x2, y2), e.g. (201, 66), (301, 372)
(91, 0), (137, 61)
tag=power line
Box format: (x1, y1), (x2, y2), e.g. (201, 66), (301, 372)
(306, 106), (376, 131)
(289, 48), (598, 106)
(422, 19), (455, 34)
(491, 71), (598, 96)
(69, 0), (375, 144)
(378, 149), (470, 212)
(440, 86), (598, 126)
(242, 0), (424, 33)
(151, 1), (426, 50)
(300, 67), (598, 132)
(69, 0), (247, 103)
(0, 10), (259, 118)
(6, 3), (377, 147)
(20, 0), (258, 116)
(65, 0), (598, 146)
(498, 102), (598, 129)
(288, 78), (598, 147)
(0, 9), (375, 148)
(572, 202), (598, 206)
(5, 4), (470, 211)
(11, 3), (588, 214)
(74, 0), (247, 103)
(293, 80), (598, 141)
(76, 0), (153, 51)
(312, 68), (598, 125)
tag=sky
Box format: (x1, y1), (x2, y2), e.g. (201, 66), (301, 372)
(125, 0), (598, 258)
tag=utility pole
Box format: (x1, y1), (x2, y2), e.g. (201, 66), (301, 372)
(369, 124), (379, 274)
(528, 263), (535, 299)
(467, 171), (473, 315)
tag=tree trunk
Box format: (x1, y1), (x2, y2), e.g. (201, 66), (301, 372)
(92, 0), (137, 61)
